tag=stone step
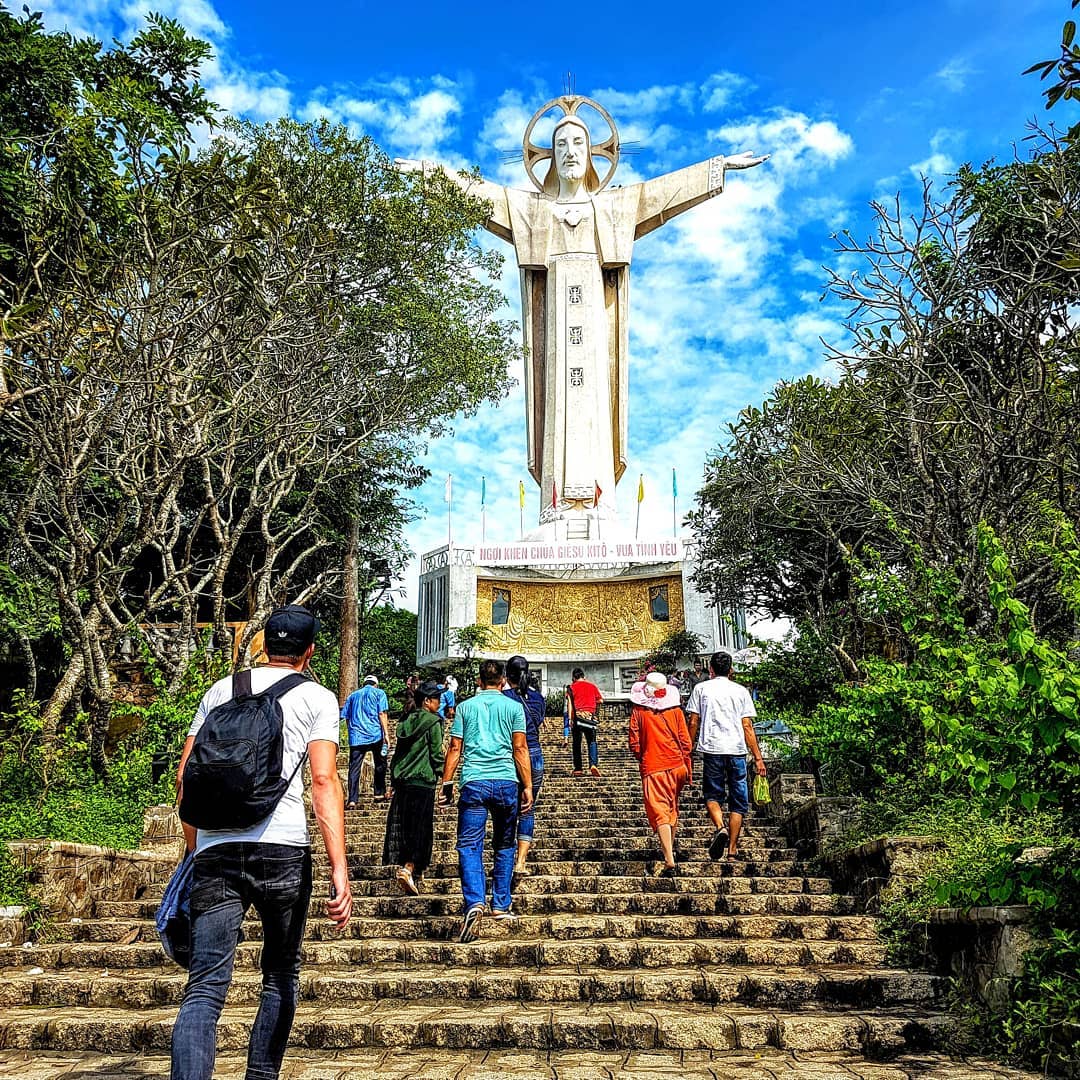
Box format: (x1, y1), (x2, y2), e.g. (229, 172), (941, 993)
(95, 889), (858, 919)
(0, 1001), (957, 1053)
(0, 936), (890, 971)
(54, 912), (881, 943)
(0, 1047), (1042, 1079)
(340, 822), (788, 843)
(330, 857), (806, 879)
(329, 847), (800, 865)
(131, 872), (836, 904)
(0, 964), (944, 1010)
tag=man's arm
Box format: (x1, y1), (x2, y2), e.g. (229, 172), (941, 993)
(309, 739), (352, 928)
(687, 712), (700, 748)
(512, 730), (534, 811)
(741, 717), (767, 777)
(175, 735), (197, 853)
(439, 736), (463, 806)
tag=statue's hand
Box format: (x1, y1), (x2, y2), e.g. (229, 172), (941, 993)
(725, 151), (769, 170)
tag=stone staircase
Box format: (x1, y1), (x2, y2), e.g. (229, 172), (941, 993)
(0, 715), (1040, 1077)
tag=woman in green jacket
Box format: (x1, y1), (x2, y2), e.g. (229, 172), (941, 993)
(383, 680), (445, 895)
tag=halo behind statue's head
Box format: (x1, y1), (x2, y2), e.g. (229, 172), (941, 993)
(523, 94), (620, 195)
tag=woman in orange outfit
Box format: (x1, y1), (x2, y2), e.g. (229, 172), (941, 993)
(628, 671), (693, 878)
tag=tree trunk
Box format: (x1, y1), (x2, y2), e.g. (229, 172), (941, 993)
(42, 648), (86, 741)
(337, 512), (359, 706)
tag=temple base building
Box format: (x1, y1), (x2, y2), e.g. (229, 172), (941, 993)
(416, 538), (747, 697)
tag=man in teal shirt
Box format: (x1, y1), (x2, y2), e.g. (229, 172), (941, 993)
(439, 658), (533, 942)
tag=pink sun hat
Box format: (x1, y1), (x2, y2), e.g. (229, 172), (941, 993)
(629, 671), (681, 709)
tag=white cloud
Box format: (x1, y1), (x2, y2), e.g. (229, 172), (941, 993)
(700, 72), (752, 113)
(909, 127), (964, 181)
(302, 78), (465, 160)
(936, 57), (975, 92)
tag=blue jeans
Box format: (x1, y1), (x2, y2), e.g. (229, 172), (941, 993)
(456, 780), (520, 913)
(170, 842), (312, 1080)
(516, 750), (544, 841)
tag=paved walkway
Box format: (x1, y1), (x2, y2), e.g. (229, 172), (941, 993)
(0, 1048), (1043, 1078)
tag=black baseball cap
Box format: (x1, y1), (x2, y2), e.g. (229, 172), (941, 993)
(418, 680), (442, 699)
(264, 605), (320, 654)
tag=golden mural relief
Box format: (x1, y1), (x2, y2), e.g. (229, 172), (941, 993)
(476, 575), (685, 655)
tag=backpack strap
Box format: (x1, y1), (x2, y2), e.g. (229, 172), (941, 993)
(253, 671), (311, 786)
(233, 668), (253, 699)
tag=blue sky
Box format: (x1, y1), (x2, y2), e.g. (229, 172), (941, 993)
(39, 0), (1068, 609)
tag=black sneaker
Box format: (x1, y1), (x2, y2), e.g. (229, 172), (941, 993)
(458, 904), (485, 943)
(708, 829), (729, 861)
(658, 864), (679, 879)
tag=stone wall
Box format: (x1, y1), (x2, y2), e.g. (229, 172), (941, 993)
(927, 905), (1034, 1011)
(823, 835), (945, 914)
(6, 839), (174, 923)
(4, 806), (182, 931)
(768, 773), (860, 855)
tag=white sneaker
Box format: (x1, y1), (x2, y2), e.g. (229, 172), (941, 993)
(491, 908), (518, 922)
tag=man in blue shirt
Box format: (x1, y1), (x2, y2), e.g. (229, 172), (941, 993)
(503, 655), (546, 878)
(439, 659), (532, 943)
(341, 674), (389, 808)
(438, 674), (457, 721)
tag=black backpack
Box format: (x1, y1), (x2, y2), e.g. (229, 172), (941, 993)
(180, 669), (309, 830)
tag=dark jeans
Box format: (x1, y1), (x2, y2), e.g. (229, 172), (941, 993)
(456, 779), (520, 913)
(348, 741), (386, 802)
(171, 842), (312, 1080)
(572, 723), (599, 771)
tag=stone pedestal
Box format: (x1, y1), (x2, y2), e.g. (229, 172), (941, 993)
(416, 537), (747, 696)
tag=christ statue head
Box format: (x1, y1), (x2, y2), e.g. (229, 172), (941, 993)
(544, 115), (601, 198)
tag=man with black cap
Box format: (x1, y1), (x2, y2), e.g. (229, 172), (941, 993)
(172, 604), (352, 1080)
(503, 654), (547, 878)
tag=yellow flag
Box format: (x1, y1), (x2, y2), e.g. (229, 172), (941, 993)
(637, 474), (645, 503)
(518, 480), (525, 509)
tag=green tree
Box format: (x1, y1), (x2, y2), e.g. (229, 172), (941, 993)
(0, 20), (517, 769)
(691, 139), (1080, 663)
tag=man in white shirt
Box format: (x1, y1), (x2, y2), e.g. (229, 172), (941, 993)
(685, 651), (767, 861)
(173, 605), (352, 1080)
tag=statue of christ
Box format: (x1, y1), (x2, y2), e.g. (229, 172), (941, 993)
(398, 95), (766, 532)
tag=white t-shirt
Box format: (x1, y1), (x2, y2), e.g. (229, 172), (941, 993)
(686, 676), (757, 756)
(186, 667), (340, 853)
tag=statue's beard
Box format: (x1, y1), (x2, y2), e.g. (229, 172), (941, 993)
(559, 161), (586, 181)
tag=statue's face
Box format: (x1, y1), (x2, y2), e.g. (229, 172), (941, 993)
(554, 120), (589, 182)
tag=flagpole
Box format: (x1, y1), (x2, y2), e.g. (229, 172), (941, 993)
(672, 467), (677, 539)
(446, 473), (453, 547)
(519, 481), (525, 540)
(481, 476), (486, 544)
(635, 473), (642, 540)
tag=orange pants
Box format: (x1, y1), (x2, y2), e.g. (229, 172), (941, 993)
(642, 765), (690, 831)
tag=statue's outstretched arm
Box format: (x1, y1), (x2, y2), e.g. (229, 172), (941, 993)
(633, 151), (767, 240)
(393, 159), (511, 240)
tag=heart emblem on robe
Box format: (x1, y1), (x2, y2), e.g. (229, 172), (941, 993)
(561, 207), (586, 228)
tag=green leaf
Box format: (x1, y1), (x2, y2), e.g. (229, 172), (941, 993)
(1064, 20), (1076, 47)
